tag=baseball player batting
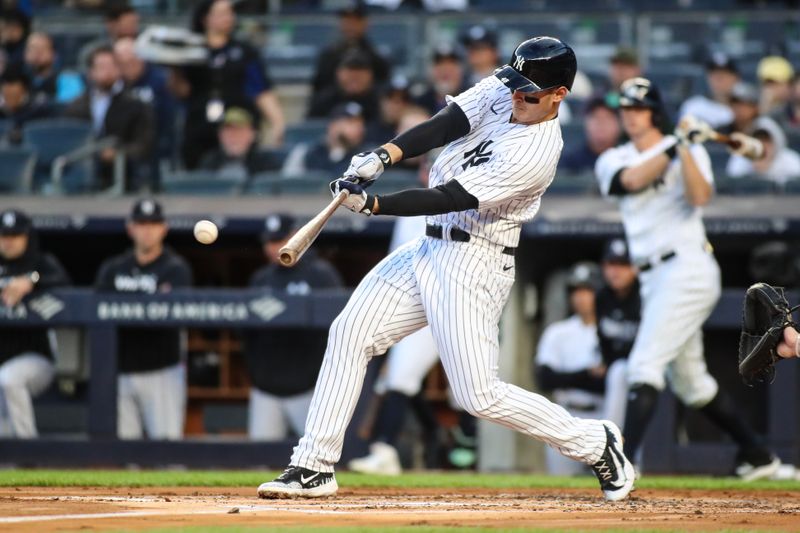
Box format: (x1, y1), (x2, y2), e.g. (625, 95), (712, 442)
(257, 36), (635, 502)
(595, 77), (779, 480)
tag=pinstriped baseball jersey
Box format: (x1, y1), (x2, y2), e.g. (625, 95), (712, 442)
(427, 76), (564, 248)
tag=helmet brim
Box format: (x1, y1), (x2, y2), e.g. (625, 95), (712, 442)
(494, 65), (542, 93)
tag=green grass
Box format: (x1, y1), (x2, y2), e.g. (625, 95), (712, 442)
(0, 469), (799, 491)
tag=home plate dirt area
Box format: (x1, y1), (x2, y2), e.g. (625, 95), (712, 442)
(0, 486), (798, 532)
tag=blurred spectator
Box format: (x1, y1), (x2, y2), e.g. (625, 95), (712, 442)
(536, 262), (604, 476)
(393, 106), (431, 170)
(78, 4), (140, 68)
(113, 37), (176, 179)
(64, 45), (154, 191)
(726, 117), (800, 187)
(24, 32), (85, 105)
(307, 49), (380, 120)
(0, 209), (70, 439)
(243, 214), (343, 441)
(595, 238), (638, 429)
(0, 66), (50, 144)
(311, 1), (389, 95)
(172, 0), (285, 169)
(0, 8), (29, 68)
(366, 74), (413, 143)
(603, 46), (641, 107)
(198, 107), (282, 179)
(413, 43), (467, 115)
(460, 24), (500, 85)
(559, 96), (621, 174)
(777, 74), (800, 131)
(284, 101), (367, 177)
(723, 82), (762, 134)
(94, 199), (191, 440)
(757, 55), (794, 118)
(679, 52), (738, 129)
(365, 0), (467, 9)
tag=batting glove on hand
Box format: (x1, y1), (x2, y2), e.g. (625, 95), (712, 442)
(330, 178), (375, 216)
(343, 151), (386, 186)
(728, 132), (765, 159)
(675, 115), (714, 145)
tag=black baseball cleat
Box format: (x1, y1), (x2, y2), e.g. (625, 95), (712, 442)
(257, 465), (338, 499)
(591, 422), (635, 502)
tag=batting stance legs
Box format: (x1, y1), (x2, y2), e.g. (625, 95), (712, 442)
(287, 238), (611, 478)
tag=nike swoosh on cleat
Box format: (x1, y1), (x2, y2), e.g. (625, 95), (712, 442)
(502, 265), (513, 271)
(300, 473), (320, 484)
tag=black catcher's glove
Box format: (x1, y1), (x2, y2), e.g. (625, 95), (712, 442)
(738, 283), (798, 385)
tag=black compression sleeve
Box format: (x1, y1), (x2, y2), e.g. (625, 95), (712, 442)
(376, 180), (479, 216)
(607, 168), (629, 196)
(536, 366), (606, 394)
(391, 103), (470, 160)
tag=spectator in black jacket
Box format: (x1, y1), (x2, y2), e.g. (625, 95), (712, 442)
(24, 31), (85, 106)
(413, 43), (468, 116)
(311, 2), (389, 95)
(64, 45), (154, 191)
(0, 66), (50, 144)
(307, 49), (380, 121)
(0, 8), (30, 68)
(243, 214), (343, 441)
(198, 107), (282, 180)
(94, 199), (192, 440)
(0, 208), (70, 438)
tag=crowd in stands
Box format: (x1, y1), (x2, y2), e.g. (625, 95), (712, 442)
(0, 0), (798, 194)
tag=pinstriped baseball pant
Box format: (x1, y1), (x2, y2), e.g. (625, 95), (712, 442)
(291, 236), (609, 472)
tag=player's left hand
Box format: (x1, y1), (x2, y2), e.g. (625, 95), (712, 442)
(330, 178), (375, 216)
(675, 115), (713, 145)
(343, 152), (385, 186)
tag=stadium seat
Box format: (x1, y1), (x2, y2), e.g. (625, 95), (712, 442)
(284, 120), (329, 145)
(783, 180), (800, 194)
(715, 175), (776, 195)
(0, 118), (10, 140)
(367, 169), (420, 195)
(548, 171), (599, 195)
(0, 147), (37, 194)
(161, 171), (244, 195)
(245, 171), (329, 195)
(22, 119), (95, 193)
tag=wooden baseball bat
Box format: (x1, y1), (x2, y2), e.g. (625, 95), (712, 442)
(278, 190), (349, 267)
(708, 130), (765, 160)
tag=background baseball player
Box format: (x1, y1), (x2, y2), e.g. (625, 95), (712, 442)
(94, 199), (192, 440)
(595, 77), (779, 480)
(0, 209), (70, 438)
(258, 36), (635, 502)
(535, 262), (605, 476)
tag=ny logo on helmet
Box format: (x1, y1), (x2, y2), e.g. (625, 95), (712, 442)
(513, 56), (526, 71)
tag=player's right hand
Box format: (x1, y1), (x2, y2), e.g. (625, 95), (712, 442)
(728, 132), (765, 159)
(330, 178), (374, 215)
(343, 151), (385, 186)
(675, 115), (713, 145)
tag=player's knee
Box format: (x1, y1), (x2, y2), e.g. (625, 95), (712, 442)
(671, 377), (718, 408)
(626, 364), (665, 391)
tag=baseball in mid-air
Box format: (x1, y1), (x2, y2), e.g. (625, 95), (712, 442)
(193, 220), (218, 244)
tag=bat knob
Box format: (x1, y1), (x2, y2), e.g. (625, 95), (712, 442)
(279, 247), (297, 267)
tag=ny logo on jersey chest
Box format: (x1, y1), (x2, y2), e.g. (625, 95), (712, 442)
(462, 140), (494, 170)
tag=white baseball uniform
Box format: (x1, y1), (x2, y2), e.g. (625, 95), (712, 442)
(536, 315), (604, 475)
(291, 75), (610, 473)
(595, 138), (720, 406)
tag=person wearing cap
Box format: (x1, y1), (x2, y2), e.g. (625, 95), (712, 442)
(0, 209), (70, 438)
(559, 96), (622, 175)
(721, 81), (763, 135)
(171, 0), (285, 169)
(64, 45), (155, 192)
(198, 107), (283, 180)
(726, 116), (800, 187)
(535, 262), (606, 476)
(243, 214), (343, 441)
(94, 199), (192, 440)
(366, 75), (415, 144)
(757, 55), (795, 118)
(604, 47), (642, 106)
(285, 101), (369, 177)
(307, 49), (381, 120)
(0, 65), (51, 146)
(678, 52), (739, 129)
(779, 73), (800, 130)
(310, 1), (390, 95)
(460, 25), (500, 86)
(413, 43), (468, 115)
(594, 238), (639, 428)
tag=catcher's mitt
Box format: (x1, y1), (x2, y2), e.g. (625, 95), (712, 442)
(738, 283), (798, 384)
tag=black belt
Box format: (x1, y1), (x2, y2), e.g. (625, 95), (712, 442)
(425, 225), (516, 256)
(637, 251), (677, 272)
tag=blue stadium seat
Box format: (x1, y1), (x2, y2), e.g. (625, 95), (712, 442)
(783, 180), (800, 194)
(22, 119), (94, 193)
(548, 171), (598, 195)
(245, 171), (329, 195)
(284, 120), (329, 145)
(367, 169), (420, 195)
(0, 147), (37, 194)
(161, 171), (244, 195)
(715, 175), (776, 195)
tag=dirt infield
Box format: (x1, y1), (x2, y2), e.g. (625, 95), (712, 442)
(0, 486), (797, 531)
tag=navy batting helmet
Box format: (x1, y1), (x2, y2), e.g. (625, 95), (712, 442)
(618, 77), (667, 129)
(495, 36), (577, 93)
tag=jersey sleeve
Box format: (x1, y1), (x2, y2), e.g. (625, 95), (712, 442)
(449, 75), (507, 131)
(456, 136), (561, 210)
(595, 147), (625, 197)
(688, 143), (714, 184)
